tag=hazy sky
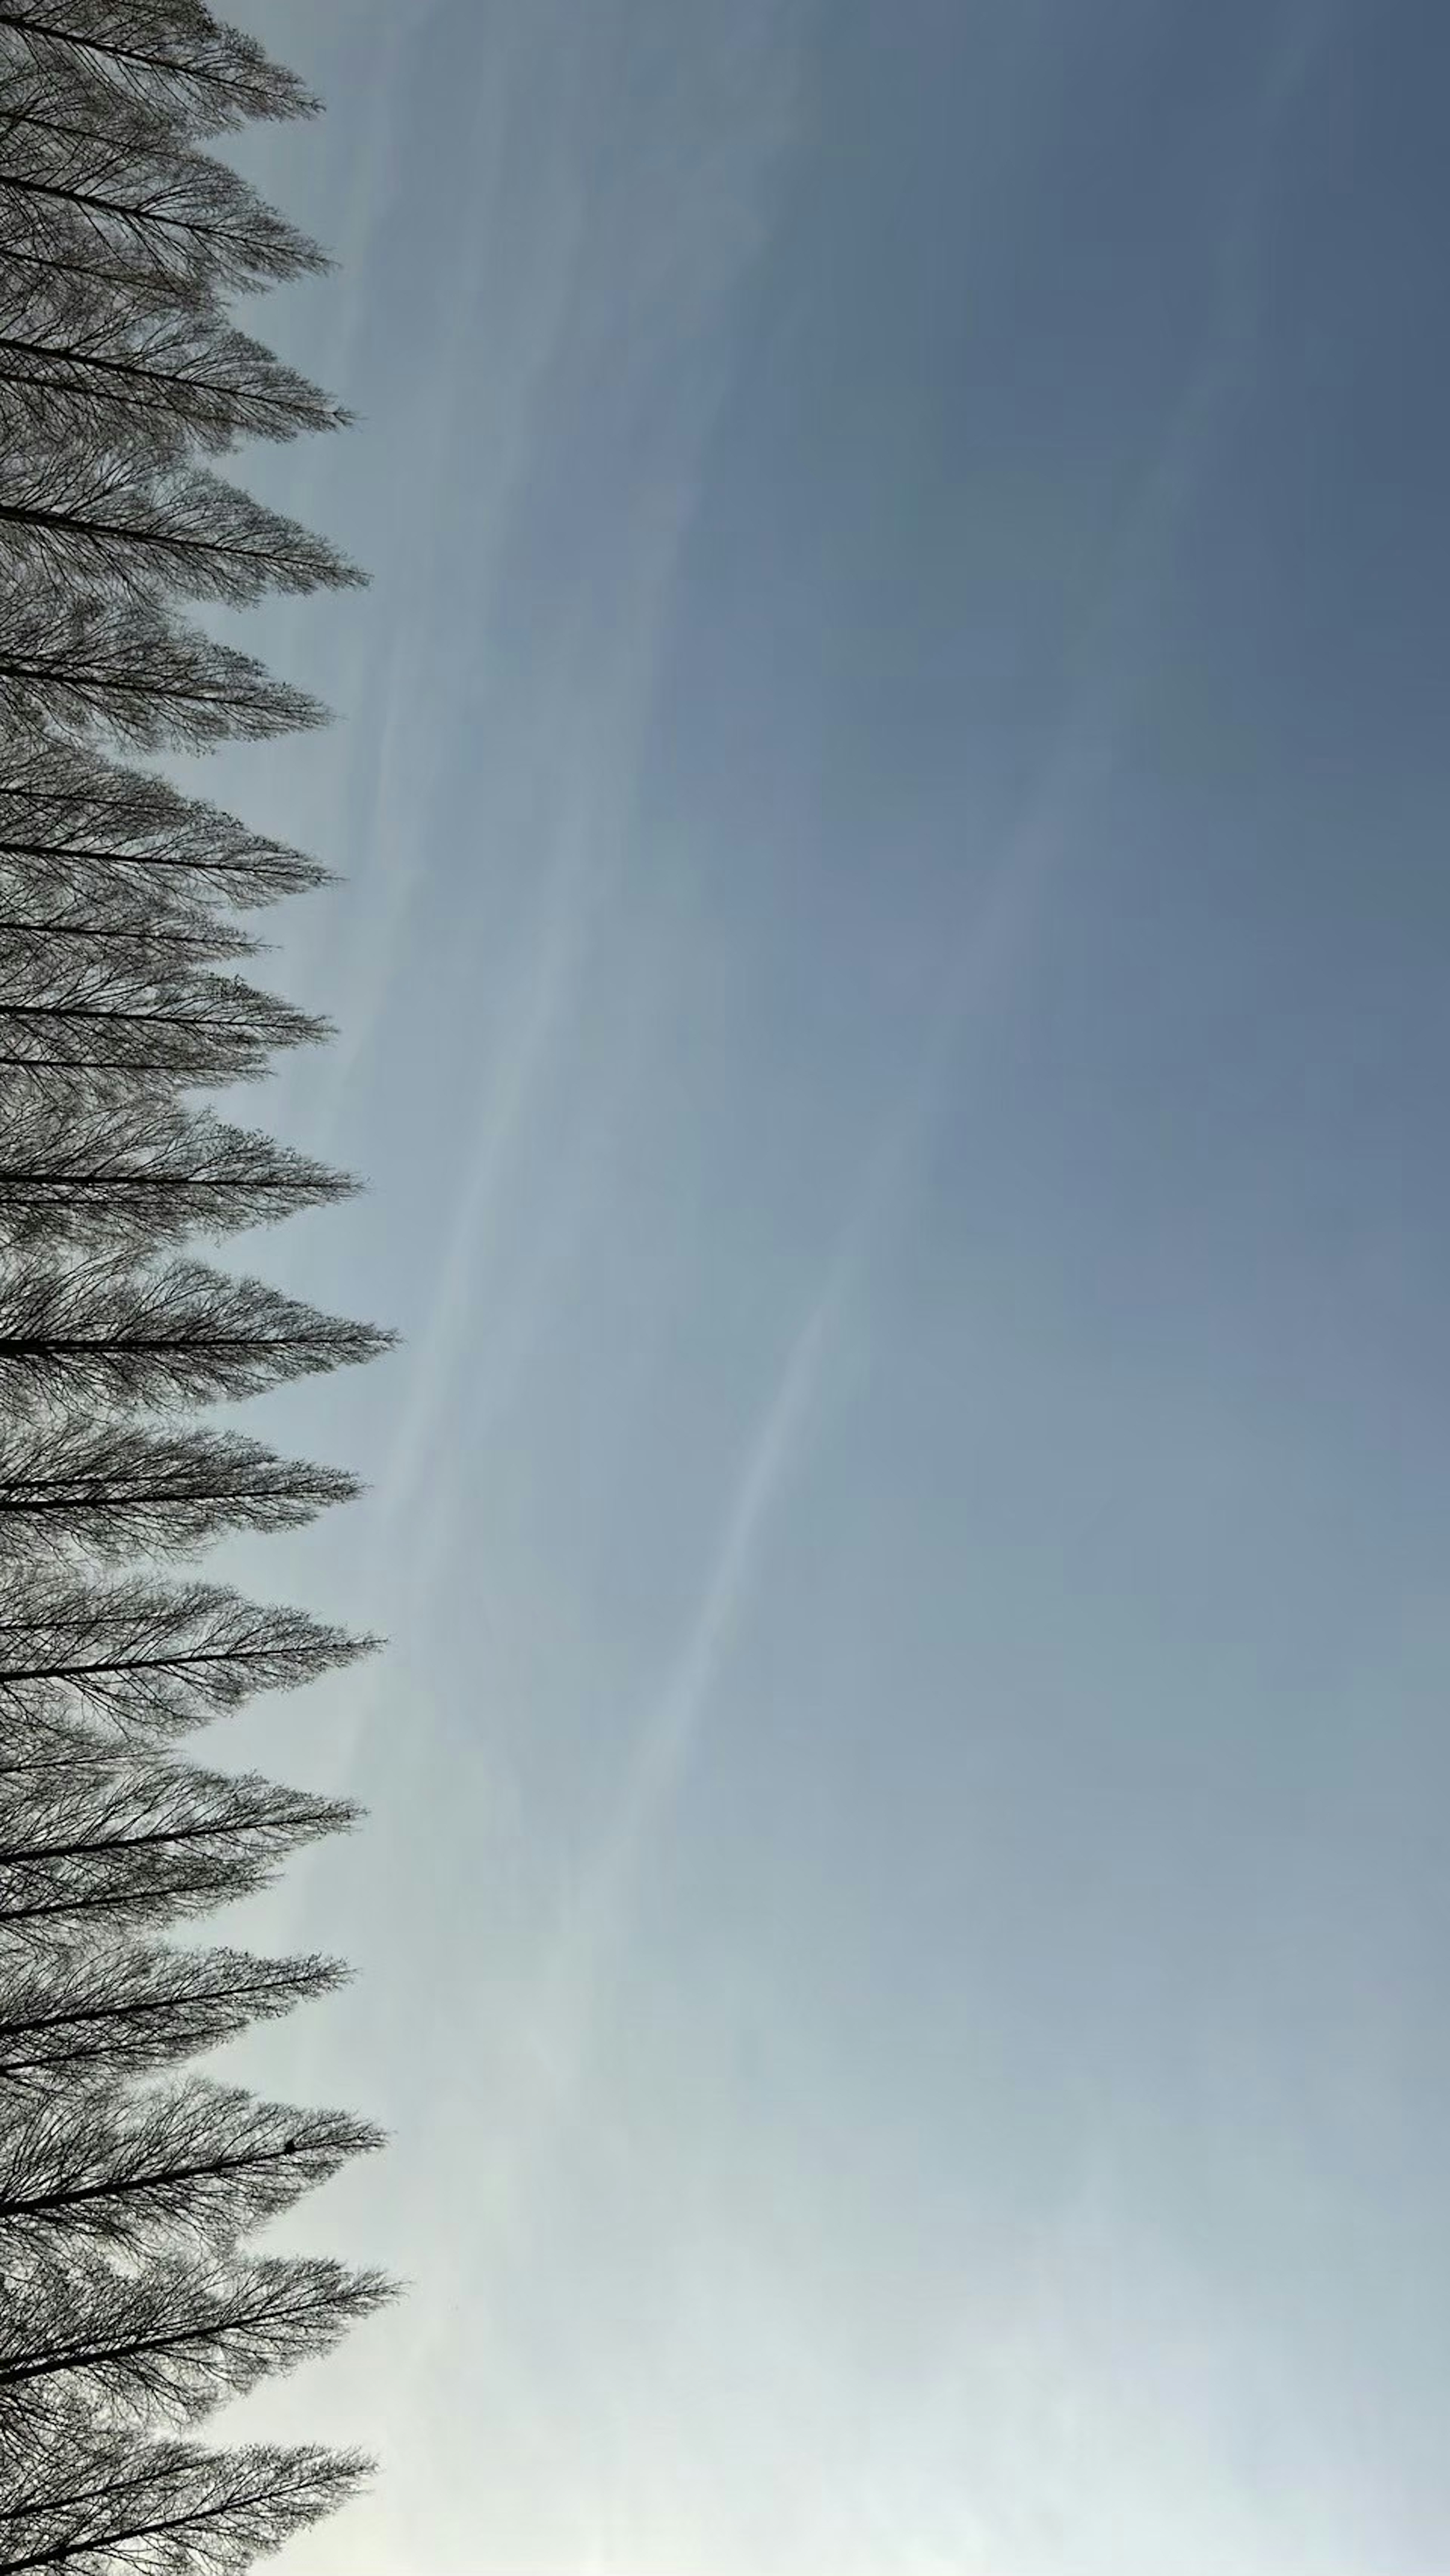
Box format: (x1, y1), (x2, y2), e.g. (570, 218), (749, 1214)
(182, 5), (1450, 2568)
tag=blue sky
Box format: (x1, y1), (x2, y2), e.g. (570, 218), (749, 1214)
(177, 4), (1450, 2567)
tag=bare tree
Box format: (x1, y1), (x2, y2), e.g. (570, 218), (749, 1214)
(0, 15), (394, 2556)
(0, 1755), (358, 1944)
(0, 1259), (393, 1413)
(0, 882), (261, 983)
(0, 736), (332, 911)
(0, 311), (351, 466)
(0, 125), (330, 303)
(0, 220), (244, 351)
(0, 1102), (361, 1255)
(0, 1578), (376, 1739)
(0, 2428), (371, 2576)
(0, 964), (330, 1099)
(0, 589), (328, 750)
(0, 1419), (360, 1564)
(0, 963), (330, 1097)
(0, 2249), (392, 2432)
(0, 31), (213, 155)
(0, 2078), (383, 2262)
(0, 1940), (349, 2091)
(0, 454), (364, 609)
(0, 5), (321, 137)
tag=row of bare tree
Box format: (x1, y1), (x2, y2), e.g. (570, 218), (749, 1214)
(0, 6), (398, 2569)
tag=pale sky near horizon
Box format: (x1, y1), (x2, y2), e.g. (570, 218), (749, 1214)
(161, 5), (1450, 2569)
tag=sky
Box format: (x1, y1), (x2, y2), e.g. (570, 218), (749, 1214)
(164, 3), (1450, 2568)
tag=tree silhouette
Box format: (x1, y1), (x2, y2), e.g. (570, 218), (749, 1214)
(0, 883), (260, 981)
(0, 1940), (350, 2091)
(0, 454), (365, 608)
(0, 963), (330, 1091)
(0, 1419), (361, 1564)
(0, 735), (332, 911)
(0, 1753), (358, 1944)
(0, 311), (351, 465)
(0, 1259), (394, 1412)
(0, 5), (322, 137)
(0, 2077), (382, 2262)
(0, 9), (398, 2555)
(0, 589), (328, 749)
(0, 2428), (370, 2576)
(0, 1577), (375, 1738)
(0, 129), (331, 303)
(0, 1101), (361, 1255)
(0, 2249), (390, 2431)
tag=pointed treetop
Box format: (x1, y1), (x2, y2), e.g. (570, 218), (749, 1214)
(0, 4), (324, 139)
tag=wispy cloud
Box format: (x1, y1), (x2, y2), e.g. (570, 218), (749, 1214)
(224, 9), (1368, 2571)
(249, 0), (819, 1824)
(385, 0), (1359, 2507)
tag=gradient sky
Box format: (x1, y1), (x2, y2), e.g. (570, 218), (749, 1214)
(173, 4), (1450, 2568)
